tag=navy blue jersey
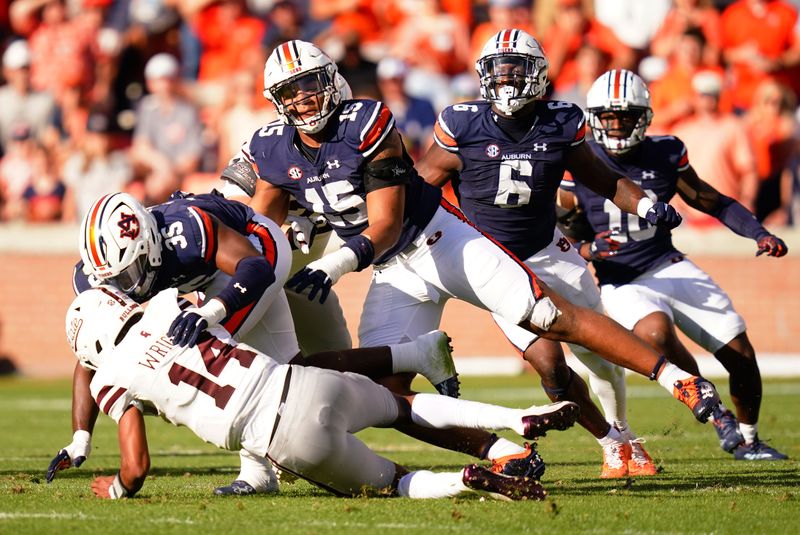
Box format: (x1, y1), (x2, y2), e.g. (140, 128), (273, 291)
(565, 137), (689, 286)
(74, 192), (279, 299)
(241, 99), (441, 264)
(434, 99), (587, 260)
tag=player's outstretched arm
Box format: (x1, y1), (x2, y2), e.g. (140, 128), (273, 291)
(568, 142), (682, 228)
(91, 405), (149, 499)
(676, 166), (788, 257)
(250, 178), (291, 226)
(46, 363), (98, 482)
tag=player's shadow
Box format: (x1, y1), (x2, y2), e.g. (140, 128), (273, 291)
(555, 466), (800, 495)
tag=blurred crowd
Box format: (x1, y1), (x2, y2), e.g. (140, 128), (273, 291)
(1, 0), (799, 228)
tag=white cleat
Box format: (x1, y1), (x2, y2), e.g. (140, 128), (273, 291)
(414, 330), (460, 398)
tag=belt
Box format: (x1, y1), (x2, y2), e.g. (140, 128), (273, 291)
(268, 366), (293, 448)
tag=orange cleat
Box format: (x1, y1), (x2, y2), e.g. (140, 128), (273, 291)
(600, 441), (631, 479)
(627, 438), (657, 476)
(672, 376), (721, 423)
(490, 442), (545, 480)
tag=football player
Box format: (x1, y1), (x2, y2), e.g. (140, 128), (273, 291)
(240, 38), (725, 461)
(416, 29), (679, 477)
(47, 191), (461, 495)
(560, 69), (788, 461)
(66, 285), (581, 500)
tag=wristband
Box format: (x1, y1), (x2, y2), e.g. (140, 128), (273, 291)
(198, 298), (228, 325)
(108, 472), (130, 499)
(343, 235), (375, 271)
(73, 429), (92, 447)
(636, 197), (655, 219)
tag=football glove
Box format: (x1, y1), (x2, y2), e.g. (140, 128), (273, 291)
(644, 202), (682, 229)
(46, 430), (91, 483)
(756, 234), (788, 257)
(587, 230), (621, 261)
(167, 300), (227, 347)
(285, 214), (318, 255)
(286, 267), (332, 304)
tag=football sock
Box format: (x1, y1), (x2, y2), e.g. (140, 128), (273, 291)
(397, 470), (468, 498)
(410, 393), (527, 435)
(389, 339), (421, 374)
(597, 425), (624, 447)
(236, 449), (278, 491)
(486, 438), (528, 460)
(615, 421), (635, 441)
(571, 345), (627, 424)
(739, 423), (758, 444)
(656, 362), (693, 392)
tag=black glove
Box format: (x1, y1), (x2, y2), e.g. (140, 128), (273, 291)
(645, 202), (682, 229)
(286, 267), (332, 304)
(168, 310), (208, 347)
(587, 230), (621, 261)
(756, 234), (788, 257)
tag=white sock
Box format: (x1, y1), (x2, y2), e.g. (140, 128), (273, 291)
(236, 449), (278, 491)
(390, 339), (421, 374)
(597, 425), (624, 447)
(486, 438), (527, 461)
(739, 422), (758, 444)
(656, 362), (693, 392)
(410, 393), (526, 435)
(572, 346), (628, 424)
(397, 470), (468, 499)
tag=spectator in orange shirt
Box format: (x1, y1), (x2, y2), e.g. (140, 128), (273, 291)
(744, 78), (797, 223)
(541, 0), (635, 93)
(551, 44), (606, 110)
(720, 0), (800, 112)
(650, 28), (726, 130)
(651, 0), (723, 68)
(25, 0), (98, 100)
(192, 0), (266, 83)
(389, 0), (472, 77)
(671, 71), (759, 226)
(470, 0), (535, 63)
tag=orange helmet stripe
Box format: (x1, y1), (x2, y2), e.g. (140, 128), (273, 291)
(87, 193), (112, 267)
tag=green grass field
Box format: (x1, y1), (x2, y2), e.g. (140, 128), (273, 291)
(1, 374), (798, 534)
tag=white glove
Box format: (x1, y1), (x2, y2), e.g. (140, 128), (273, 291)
(285, 214), (318, 254)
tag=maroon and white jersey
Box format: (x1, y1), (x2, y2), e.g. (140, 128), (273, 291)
(90, 289), (289, 455)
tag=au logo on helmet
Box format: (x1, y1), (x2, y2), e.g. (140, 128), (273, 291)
(117, 212), (140, 239)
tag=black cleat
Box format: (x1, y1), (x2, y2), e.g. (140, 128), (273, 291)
(462, 464), (546, 501)
(521, 401), (580, 439)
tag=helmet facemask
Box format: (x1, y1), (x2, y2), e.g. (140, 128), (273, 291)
(478, 53), (547, 115)
(588, 106), (652, 154)
(267, 67), (339, 134)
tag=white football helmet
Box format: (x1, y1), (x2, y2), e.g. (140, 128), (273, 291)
(586, 69), (654, 154)
(263, 40), (342, 134)
(476, 29), (549, 115)
(79, 192), (162, 300)
(65, 285), (143, 370)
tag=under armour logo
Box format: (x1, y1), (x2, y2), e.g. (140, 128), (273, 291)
(234, 283), (247, 294)
(326, 159), (341, 169)
(532, 143), (548, 152)
(642, 171), (656, 180)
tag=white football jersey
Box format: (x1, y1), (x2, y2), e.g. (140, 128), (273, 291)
(90, 289), (288, 455)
